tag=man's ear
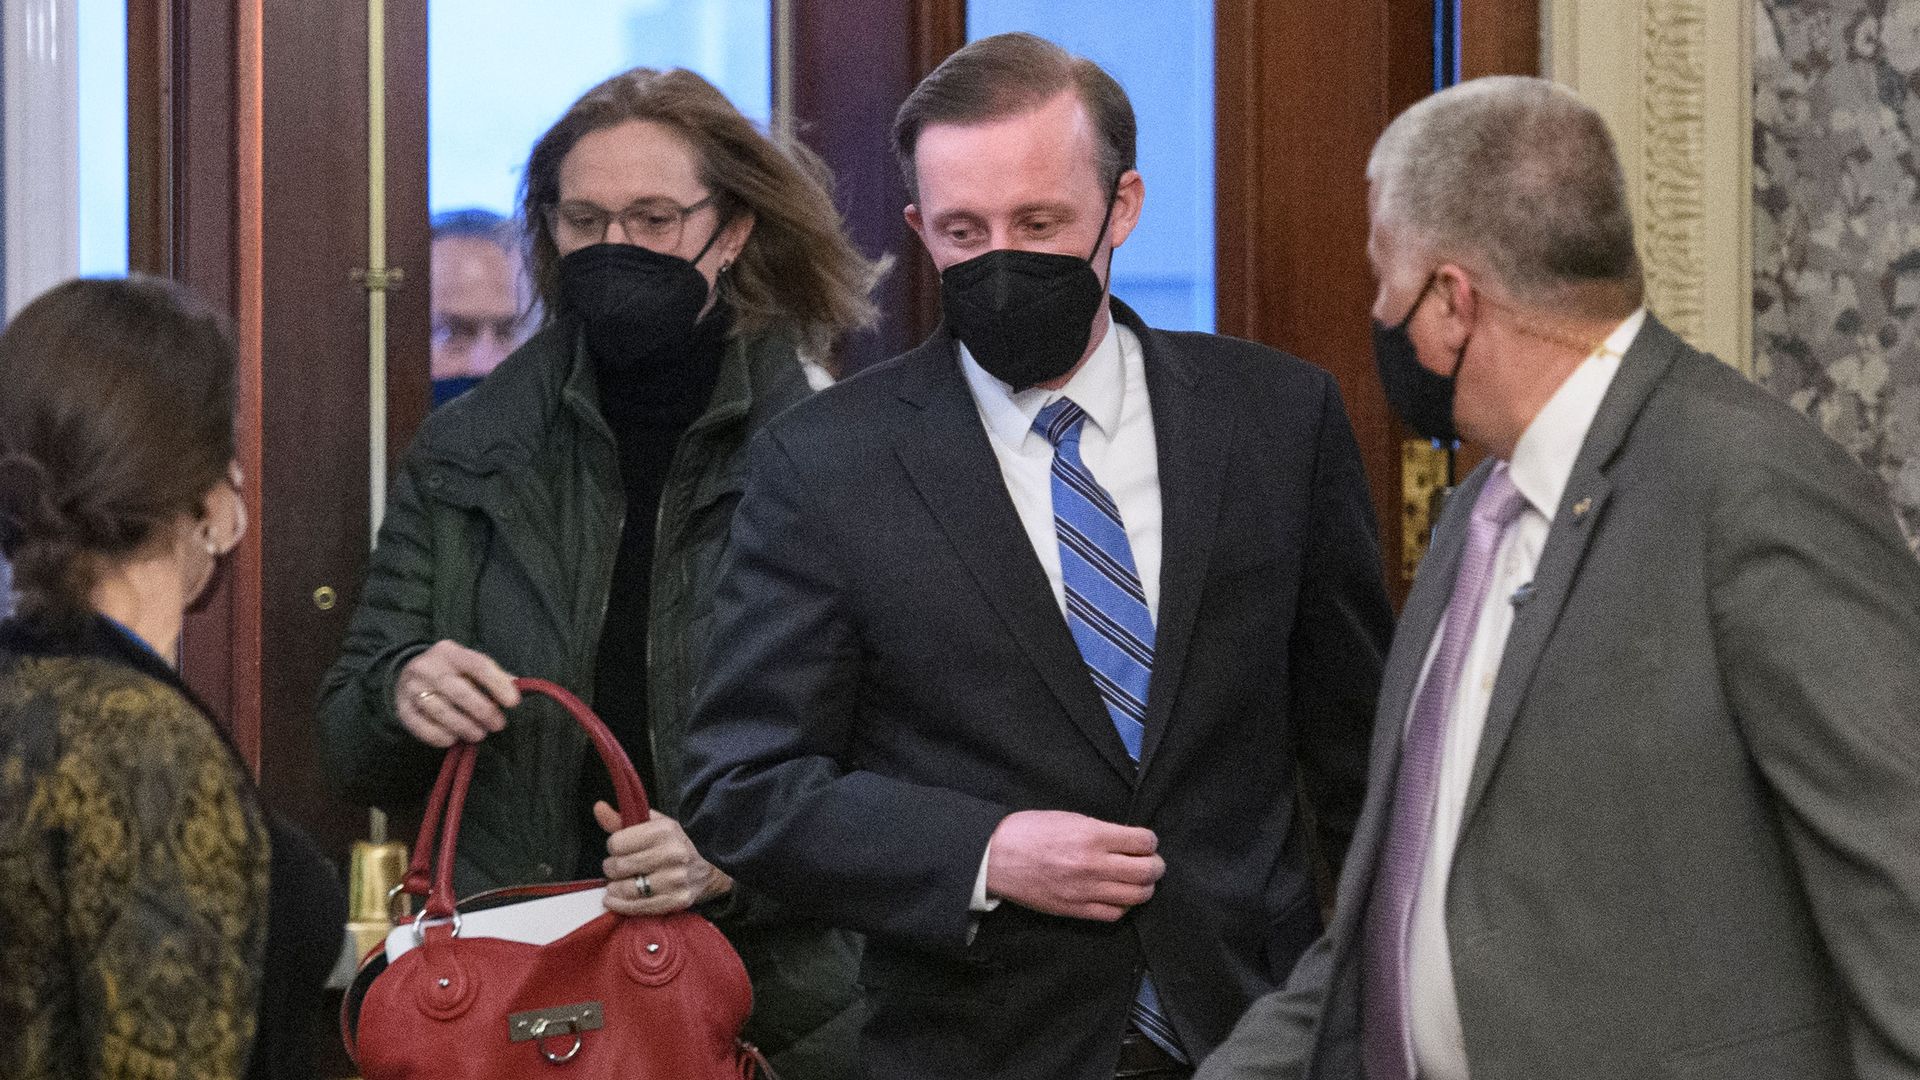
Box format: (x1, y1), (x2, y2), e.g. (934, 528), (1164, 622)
(1104, 169), (1145, 251)
(904, 204), (924, 240)
(1426, 263), (1479, 358)
(1433, 264), (1477, 324)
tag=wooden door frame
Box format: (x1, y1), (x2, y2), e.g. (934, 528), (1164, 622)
(128, 0), (429, 862)
(130, 0), (265, 758)
(791, 0), (964, 372)
(1215, 0), (1539, 607)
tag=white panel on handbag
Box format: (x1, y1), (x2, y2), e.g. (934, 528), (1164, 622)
(384, 885), (608, 963)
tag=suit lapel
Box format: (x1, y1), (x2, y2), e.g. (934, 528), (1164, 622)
(1457, 317), (1684, 828)
(891, 328), (1138, 781)
(1130, 308), (1228, 770)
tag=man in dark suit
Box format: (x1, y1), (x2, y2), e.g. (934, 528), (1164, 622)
(681, 32), (1392, 1080)
(1198, 76), (1920, 1080)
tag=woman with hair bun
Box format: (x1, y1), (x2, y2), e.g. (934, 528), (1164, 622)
(0, 276), (344, 1079)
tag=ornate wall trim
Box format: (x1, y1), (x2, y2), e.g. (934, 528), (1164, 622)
(1544, 0), (1753, 375)
(1640, 2), (1707, 344)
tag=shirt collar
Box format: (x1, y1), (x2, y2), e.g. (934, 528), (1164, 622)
(1507, 307), (1645, 519)
(959, 315), (1129, 450)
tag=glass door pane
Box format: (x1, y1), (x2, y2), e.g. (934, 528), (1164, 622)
(78, 0), (128, 276)
(430, 0), (772, 217)
(966, 2), (1215, 332)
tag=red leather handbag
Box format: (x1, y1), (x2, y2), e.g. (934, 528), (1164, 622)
(342, 677), (772, 1078)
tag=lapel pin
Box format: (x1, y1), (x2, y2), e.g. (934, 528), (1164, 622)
(1571, 496), (1593, 519)
(1510, 581), (1536, 606)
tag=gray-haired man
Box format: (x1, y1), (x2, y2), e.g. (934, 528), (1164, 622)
(1198, 75), (1920, 1080)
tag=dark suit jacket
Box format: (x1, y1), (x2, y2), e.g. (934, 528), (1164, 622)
(681, 302), (1393, 1080)
(1197, 315), (1920, 1080)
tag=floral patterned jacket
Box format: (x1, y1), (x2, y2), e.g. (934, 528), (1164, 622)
(0, 617), (269, 1080)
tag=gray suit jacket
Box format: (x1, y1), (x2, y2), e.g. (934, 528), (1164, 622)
(1198, 315), (1920, 1080)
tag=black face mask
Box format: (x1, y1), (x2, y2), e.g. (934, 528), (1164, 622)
(940, 194), (1117, 392)
(1372, 272), (1464, 446)
(555, 223), (724, 377)
(430, 374), (484, 409)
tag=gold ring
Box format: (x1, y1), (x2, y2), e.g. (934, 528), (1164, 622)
(415, 689), (441, 704)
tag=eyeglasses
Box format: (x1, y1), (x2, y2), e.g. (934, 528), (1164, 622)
(545, 193), (718, 252)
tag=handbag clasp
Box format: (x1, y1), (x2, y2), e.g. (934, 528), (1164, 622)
(510, 1002), (604, 1064)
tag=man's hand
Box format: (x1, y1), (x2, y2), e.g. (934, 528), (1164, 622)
(985, 810), (1164, 921)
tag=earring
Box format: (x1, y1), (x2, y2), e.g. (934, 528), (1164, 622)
(719, 260), (733, 275)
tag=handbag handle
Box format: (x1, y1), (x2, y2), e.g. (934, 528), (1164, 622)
(402, 677), (653, 919)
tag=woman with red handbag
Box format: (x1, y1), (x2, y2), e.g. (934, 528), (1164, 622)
(321, 68), (879, 1080)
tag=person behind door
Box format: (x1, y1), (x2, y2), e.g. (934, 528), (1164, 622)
(0, 276), (345, 1079)
(679, 32), (1393, 1080)
(1197, 75), (1920, 1080)
(320, 67), (883, 1080)
(428, 207), (532, 408)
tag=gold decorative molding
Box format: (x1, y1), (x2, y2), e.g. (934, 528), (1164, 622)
(1639, 1), (1707, 345)
(1544, 0), (1752, 375)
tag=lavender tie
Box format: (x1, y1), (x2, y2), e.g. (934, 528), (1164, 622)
(1361, 462), (1527, 1080)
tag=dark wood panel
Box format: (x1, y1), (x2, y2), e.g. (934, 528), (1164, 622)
(1216, 0), (1434, 608)
(253, 0), (377, 853)
(790, 0), (964, 372)
(126, 0), (169, 277)
(1462, 0), (1541, 83)
(131, 0), (261, 756)
(229, 0), (264, 770)
(384, 1), (431, 455)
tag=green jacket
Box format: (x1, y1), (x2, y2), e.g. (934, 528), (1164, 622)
(319, 321), (861, 1078)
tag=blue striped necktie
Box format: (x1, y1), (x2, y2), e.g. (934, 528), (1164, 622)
(1033, 397), (1185, 1063)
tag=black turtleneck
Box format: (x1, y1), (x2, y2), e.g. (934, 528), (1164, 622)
(583, 302), (727, 831)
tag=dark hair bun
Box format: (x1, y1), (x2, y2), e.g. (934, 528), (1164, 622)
(0, 451), (61, 556)
(0, 275), (236, 622)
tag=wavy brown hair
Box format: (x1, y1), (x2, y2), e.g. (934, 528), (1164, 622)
(520, 67), (882, 369)
(0, 277), (235, 623)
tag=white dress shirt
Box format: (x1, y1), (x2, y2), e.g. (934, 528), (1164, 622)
(956, 316), (1163, 911)
(1404, 308), (1643, 1080)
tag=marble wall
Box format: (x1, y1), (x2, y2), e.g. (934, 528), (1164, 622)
(1755, 0), (1920, 553)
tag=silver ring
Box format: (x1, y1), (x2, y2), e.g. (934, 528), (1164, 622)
(635, 873), (652, 899)
(415, 689), (441, 705)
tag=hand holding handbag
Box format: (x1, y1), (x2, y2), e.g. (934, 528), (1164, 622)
(342, 677), (774, 1078)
